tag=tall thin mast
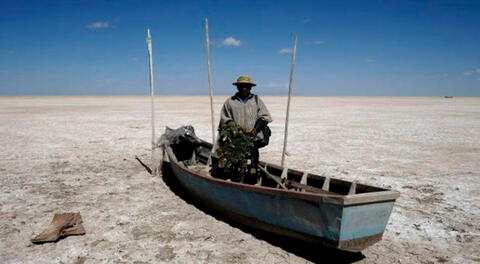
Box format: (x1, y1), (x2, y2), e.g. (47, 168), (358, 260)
(205, 18), (215, 144)
(281, 35), (298, 167)
(146, 29), (156, 165)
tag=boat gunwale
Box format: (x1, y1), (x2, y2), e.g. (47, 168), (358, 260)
(164, 145), (400, 206)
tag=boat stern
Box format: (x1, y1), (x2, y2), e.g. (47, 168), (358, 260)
(337, 198), (397, 252)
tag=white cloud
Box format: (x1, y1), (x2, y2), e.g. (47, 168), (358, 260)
(365, 58), (376, 63)
(222, 37), (242, 46)
(311, 40), (325, 45)
(87, 21), (110, 29)
(278, 48), (293, 54)
(464, 68), (480, 76)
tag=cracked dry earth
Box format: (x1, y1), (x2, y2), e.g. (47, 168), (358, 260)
(0, 96), (479, 264)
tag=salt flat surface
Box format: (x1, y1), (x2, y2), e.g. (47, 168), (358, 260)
(0, 96), (479, 263)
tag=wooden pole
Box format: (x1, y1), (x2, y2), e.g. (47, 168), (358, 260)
(281, 35), (298, 167)
(146, 29), (156, 168)
(205, 18), (216, 144)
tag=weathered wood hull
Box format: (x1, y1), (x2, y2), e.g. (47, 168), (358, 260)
(164, 147), (398, 252)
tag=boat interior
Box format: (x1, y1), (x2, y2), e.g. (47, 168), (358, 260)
(167, 139), (389, 196)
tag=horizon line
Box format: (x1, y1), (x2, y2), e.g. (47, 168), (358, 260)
(0, 94), (477, 98)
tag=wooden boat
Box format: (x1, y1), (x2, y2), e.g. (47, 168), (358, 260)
(160, 127), (400, 252)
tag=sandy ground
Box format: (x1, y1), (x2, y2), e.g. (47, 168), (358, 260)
(0, 96), (479, 264)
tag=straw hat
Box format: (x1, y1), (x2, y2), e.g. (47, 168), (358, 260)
(232, 75), (256, 87)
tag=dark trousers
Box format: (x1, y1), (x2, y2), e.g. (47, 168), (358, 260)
(242, 145), (260, 183)
(251, 146), (259, 171)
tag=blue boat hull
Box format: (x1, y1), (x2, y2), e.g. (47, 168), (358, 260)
(166, 158), (396, 252)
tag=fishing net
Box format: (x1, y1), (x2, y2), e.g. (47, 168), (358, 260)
(216, 122), (254, 176)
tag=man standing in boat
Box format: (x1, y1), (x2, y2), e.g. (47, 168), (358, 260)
(218, 75), (273, 178)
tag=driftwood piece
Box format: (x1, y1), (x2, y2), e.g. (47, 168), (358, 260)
(135, 155), (152, 175)
(31, 212), (86, 244)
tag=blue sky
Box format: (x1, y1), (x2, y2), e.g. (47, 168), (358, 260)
(1, 0), (479, 96)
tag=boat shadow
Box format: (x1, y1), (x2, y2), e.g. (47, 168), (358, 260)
(161, 162), (365, 264)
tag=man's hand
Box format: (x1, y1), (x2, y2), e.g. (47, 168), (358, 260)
(226, 120), (236, 127)
(249, 128), (258, 136)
